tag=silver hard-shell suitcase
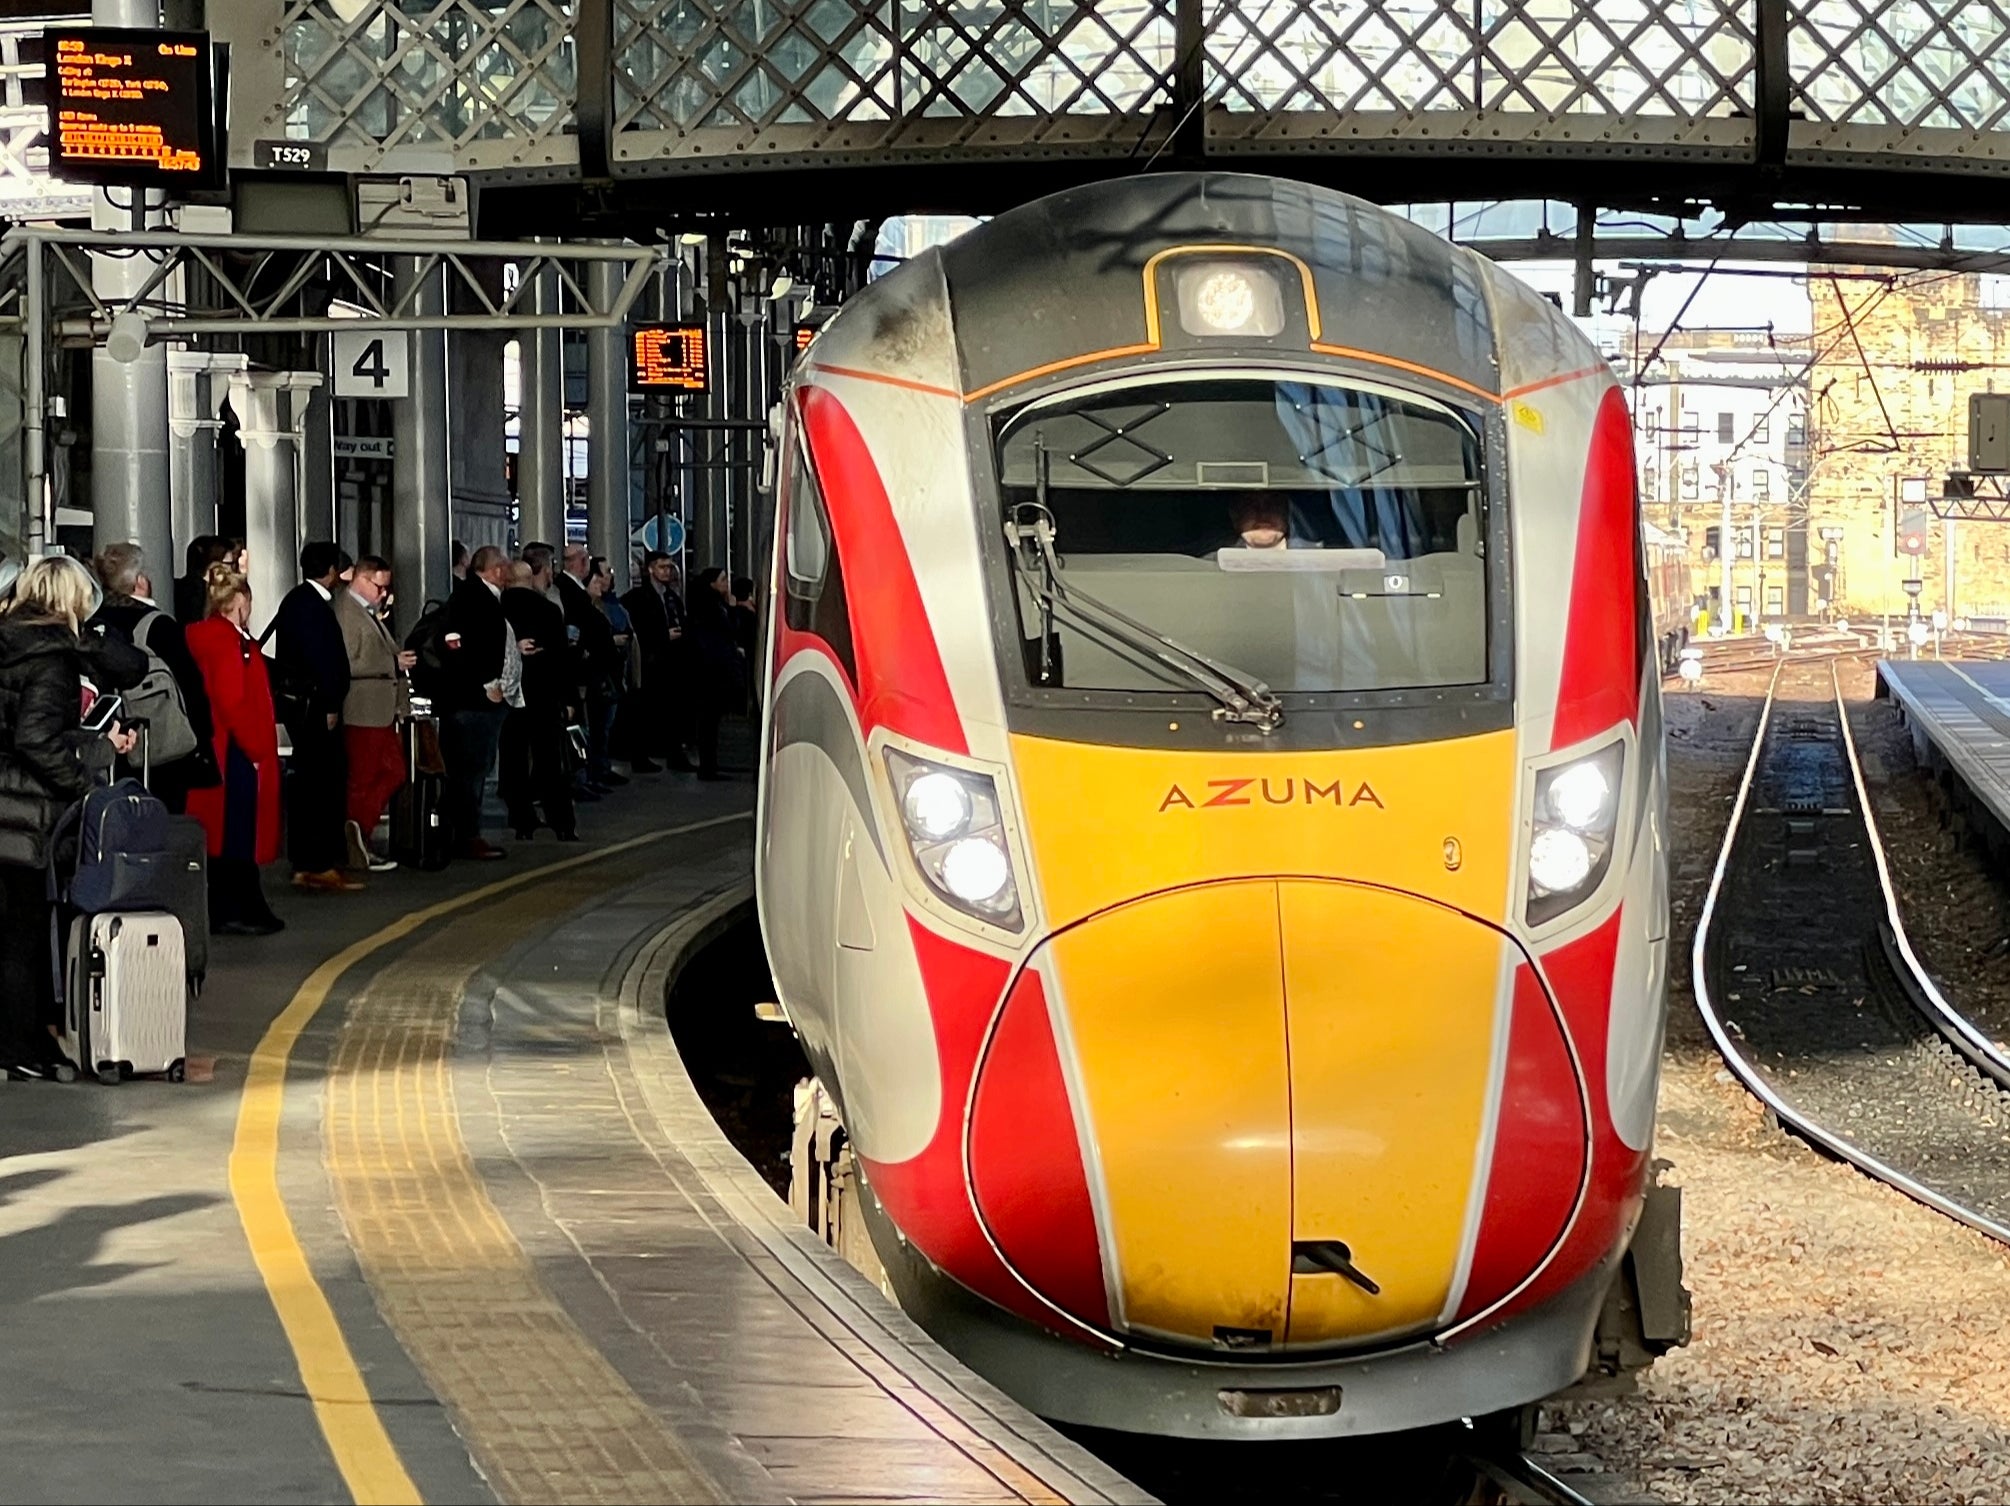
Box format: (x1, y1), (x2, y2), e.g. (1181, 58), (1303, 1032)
(62, 912), (188, 1084)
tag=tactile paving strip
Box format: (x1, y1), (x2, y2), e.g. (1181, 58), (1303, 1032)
(323, 860), (722, 1506)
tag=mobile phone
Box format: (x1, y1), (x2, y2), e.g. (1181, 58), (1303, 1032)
(81, 692), (124, 734)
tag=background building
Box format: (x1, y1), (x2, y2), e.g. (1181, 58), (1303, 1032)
(1806, 271), (2010, 620)
(1623, 329), (1810, 627)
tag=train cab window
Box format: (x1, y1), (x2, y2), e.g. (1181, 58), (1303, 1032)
(992, 374), (1489, 696)
(782, 437), (856, 675)
(785, 441), (831, 597)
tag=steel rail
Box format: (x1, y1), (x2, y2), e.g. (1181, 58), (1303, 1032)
(1834, 670), (2010, 1090)
(1692, 658), (2010, 1248)
(1465, 1448), (1598, 1506)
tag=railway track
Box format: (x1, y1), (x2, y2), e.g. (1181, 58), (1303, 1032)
(1695, 655), (2010, 1247)
(1664, 629), (2010, 683)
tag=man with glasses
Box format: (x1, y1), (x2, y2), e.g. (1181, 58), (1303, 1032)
(334, 554), (414, 872)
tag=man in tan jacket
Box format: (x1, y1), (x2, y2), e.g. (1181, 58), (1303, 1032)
(335, 554), (415, 871)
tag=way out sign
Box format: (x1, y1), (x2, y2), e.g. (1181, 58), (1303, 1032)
(331, 330), (410, 399)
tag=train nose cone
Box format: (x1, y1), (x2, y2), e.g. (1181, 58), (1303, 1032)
(969, 878), (1566, 1351)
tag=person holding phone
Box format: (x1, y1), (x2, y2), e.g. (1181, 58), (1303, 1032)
(0, 555), (143, 1079)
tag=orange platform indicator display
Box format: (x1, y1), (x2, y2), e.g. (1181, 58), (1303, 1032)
(632, 323), (710, 394)
(793, 325), (816, 353)
(45, 26), (219, 188)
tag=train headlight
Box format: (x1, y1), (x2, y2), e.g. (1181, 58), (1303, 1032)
(1547, 761), (1611, 831)
(1527, 741), (1624, 926)
(904, 771), (973, 841)
(1529, 829), (1594, 896)
(1175, 261), (1286, 339)
(885, 748), (1023, 929)
(941, 838), (1012, 906)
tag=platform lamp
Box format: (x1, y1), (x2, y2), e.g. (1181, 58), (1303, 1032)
(105, 310), (150, 365)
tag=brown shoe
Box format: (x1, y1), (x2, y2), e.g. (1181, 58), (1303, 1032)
(458, 840), (506, 862)
(293, 868), (365, 892)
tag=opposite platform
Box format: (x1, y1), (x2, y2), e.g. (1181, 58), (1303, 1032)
(1879, 658), (2010, 847)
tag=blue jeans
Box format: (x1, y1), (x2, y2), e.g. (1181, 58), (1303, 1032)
(443, 703), (508, 852)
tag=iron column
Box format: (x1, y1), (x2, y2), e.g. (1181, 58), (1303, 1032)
(392, 256), (452, 630)
(88, 0), (171, 573)
(519, 250), (566, 550)
(585, 248), (630, 591)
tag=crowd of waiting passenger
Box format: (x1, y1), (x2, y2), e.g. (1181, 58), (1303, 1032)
(0, 534), (757, 1079)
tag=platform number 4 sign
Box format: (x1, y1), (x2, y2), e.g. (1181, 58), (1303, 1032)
(332, 330), (410, 399)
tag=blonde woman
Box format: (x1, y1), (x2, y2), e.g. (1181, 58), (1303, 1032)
(0, 555), (144, 1079)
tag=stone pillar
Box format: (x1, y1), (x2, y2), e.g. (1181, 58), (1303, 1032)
(89, 0), (170, 572)
(519, 254), (566, 551)
(230, 370), (322, 635)
(167, 352), (245, 600)
(392, 257), (452, 630)
(586, 252), (631, 590)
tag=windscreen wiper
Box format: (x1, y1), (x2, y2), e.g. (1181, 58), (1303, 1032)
(1004, 502), (1284, 731)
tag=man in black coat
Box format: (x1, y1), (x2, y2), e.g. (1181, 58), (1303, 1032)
(556, 543), (623, 794)
(270, 540), (357, 891)
(439, 545), (518, 861)
(619, 550), (689, 772)
(685, 567), (742, 781)
(497, 548), (577, 841)
(88, 541), (219, 815)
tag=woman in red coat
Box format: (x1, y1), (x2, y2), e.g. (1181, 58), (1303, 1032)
(185, 565), (285, 936)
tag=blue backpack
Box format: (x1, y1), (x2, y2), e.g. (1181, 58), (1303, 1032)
(62, 778), (174, 914)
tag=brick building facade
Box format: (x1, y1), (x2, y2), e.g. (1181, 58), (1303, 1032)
(1806, 271), (2010, 620)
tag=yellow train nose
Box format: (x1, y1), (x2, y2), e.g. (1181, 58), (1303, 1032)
(1034, 878), (1511, 1351)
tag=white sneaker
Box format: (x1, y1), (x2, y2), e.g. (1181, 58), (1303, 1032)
(366, 854), (399, 873)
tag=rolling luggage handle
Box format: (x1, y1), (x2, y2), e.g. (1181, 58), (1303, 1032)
(127, 716), (150, 790)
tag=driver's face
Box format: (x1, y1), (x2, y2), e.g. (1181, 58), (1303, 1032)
(1233, 498), (1288, 549)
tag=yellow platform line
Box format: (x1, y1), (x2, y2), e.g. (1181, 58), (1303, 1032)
(228, 816), (749, 1506)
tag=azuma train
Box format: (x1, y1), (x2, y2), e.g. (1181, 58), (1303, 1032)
(755, 173), (1687, 1439)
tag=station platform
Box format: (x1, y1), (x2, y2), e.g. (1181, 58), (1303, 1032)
(1878, 659), (2010, 849)
(0, 770), (1146, 1505)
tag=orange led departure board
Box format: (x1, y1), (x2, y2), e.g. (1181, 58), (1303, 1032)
(793, 325), (816, 353)
(632, 324), (710, 394)
(45, 27), (220, 188)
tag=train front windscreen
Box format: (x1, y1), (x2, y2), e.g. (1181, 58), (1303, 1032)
(993, 374), (1490, 699)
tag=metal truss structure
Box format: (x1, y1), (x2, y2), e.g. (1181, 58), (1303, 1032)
(1937, 473), (2010, 523)
(0, 23), (89, 222)
(0, 227), (661, 342)
(2, 4), (2010, 218)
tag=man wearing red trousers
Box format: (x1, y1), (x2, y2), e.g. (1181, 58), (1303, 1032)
(335, 555), (414, 872)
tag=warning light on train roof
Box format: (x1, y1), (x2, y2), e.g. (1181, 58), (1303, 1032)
(1175, 261), (1285, 339)
(631, 323), (709, 394)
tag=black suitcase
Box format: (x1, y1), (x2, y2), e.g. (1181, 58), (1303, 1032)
(390, 774), (448, 870)
(161, 816), (210, 984)
(391, 714), (449, 870)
